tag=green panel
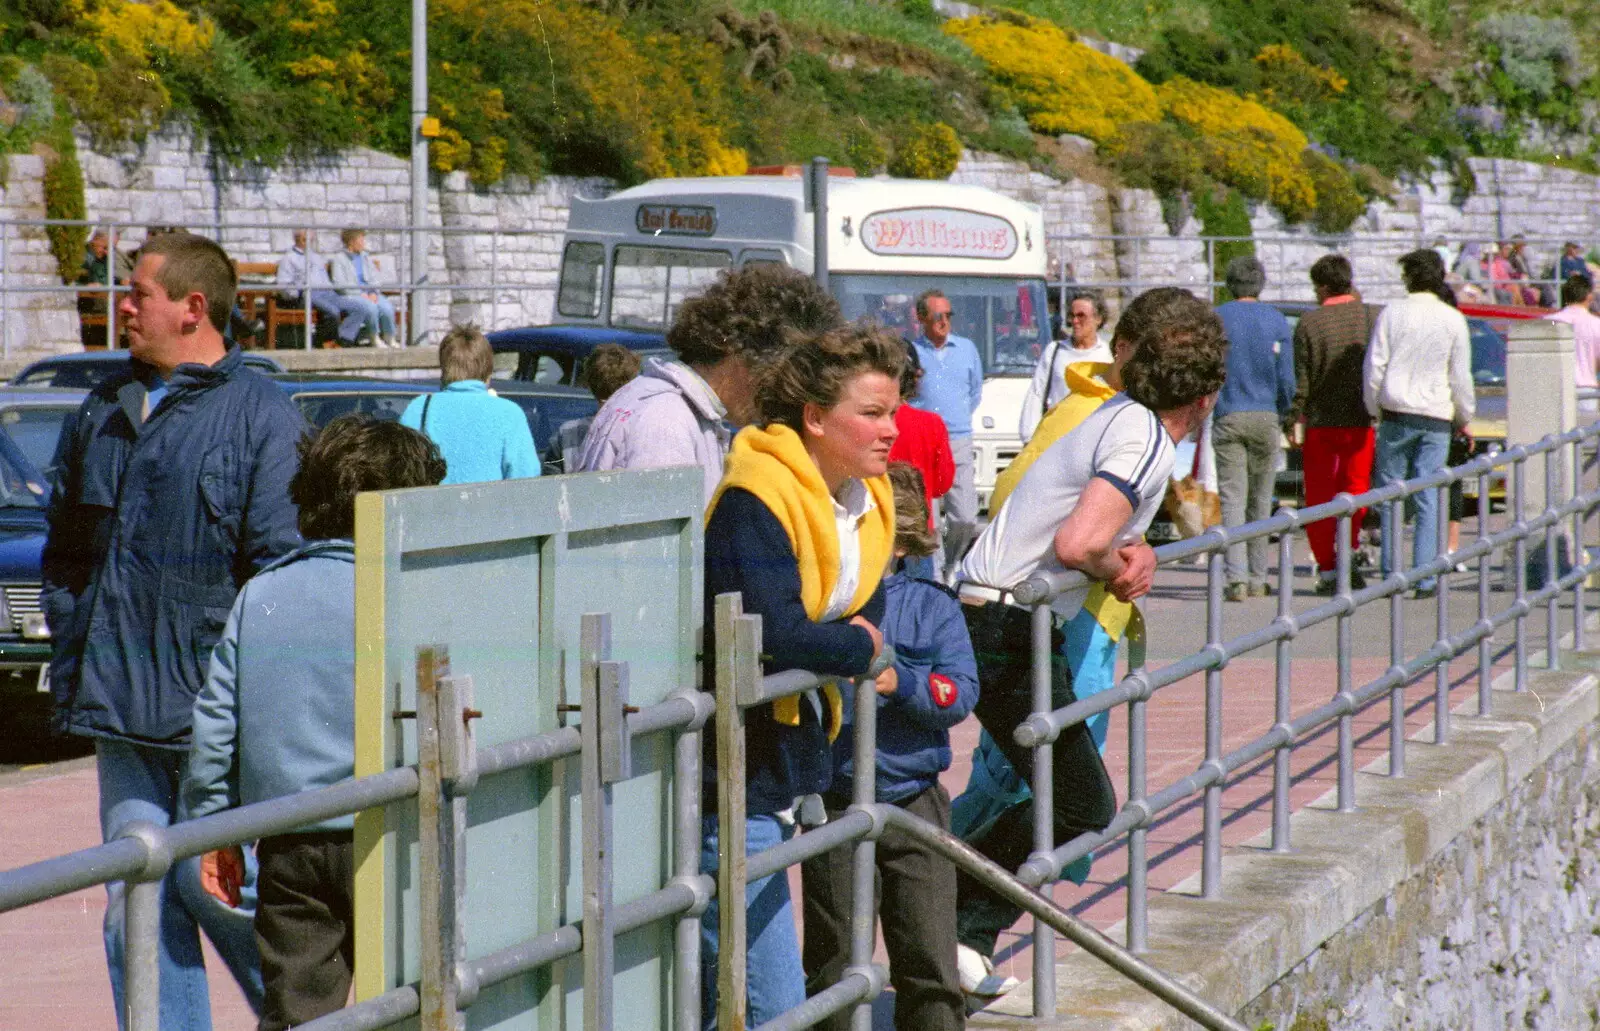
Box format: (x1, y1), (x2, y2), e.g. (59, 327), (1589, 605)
(361, 468), (703, 1031)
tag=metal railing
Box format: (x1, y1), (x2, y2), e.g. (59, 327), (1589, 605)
(0, 426), (1595, 1030)
(986, 422), (1599, 1017)
(0, 218), (568, 355)
(1047, 233), (1591, 311)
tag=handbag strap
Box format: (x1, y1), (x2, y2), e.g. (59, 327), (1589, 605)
(420, 393), (432, 433)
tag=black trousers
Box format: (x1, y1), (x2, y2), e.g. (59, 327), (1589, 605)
(255, 831), (355, 1031)
(954, 602), (1117, 957)
(801, 785), (964, 1031)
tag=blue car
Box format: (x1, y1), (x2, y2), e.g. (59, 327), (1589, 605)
(12, 349), (284, 389)
(487, 325), (668, 385)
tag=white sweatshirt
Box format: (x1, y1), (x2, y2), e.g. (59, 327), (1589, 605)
(1363, 292), (1475, 426)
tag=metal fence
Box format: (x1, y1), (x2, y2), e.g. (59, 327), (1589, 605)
(1046, 233), (1592, 312)
(0, 217), (566, 356)
(0, 428), (1595, 1029)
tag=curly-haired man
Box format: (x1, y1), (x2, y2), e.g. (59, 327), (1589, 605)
(950, 287), (1226, 1003)
(576, 263), (841, 504)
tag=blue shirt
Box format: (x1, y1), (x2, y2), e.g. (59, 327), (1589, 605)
(400, 380), (541, 485)
(1214, 300), (1295, 419)
(909, 333), (984, 437)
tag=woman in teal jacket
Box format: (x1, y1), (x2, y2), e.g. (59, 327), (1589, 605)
(400, 324), (541, 484)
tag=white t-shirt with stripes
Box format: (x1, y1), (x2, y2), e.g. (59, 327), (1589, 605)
(958, 393), (1175, 618)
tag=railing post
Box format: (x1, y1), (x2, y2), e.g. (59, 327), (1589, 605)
(847, 646), (882, 1031)
(1030, 601), (1057, 1016)
(490, 230), (499, 332)
(1513, 457), (1529, 691)
(1271, 520), (1294, 851)
(579, 614), (618, 1031)
(1575, 436), (1588, 653)
(1338, 510), (1358, 807)
(416, 644), (462, 1031)
(1387, 495), (1405, 775)
(124, 877), (162, 1031)
(1433, 482), (1450, 744)
(1202, 548), (1224, 895)
(1125, 605), (1149, 951)
(106, 224), (118, 349)
(1478, 463), (1493, 716)
(714, 593), (750, 1031)
(0, 221), (9, 360)
(1545, 445), (1561, 671)
(673, 692), (705, 1031)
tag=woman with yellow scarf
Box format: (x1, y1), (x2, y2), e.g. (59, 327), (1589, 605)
(699, 324), (906, 1027)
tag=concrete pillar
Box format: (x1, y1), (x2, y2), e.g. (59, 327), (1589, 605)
(1506, 319), (1574, 520)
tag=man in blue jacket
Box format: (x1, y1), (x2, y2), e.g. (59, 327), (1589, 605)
(42, 231), (307, 1031)
(1213, 256), (1295, 601)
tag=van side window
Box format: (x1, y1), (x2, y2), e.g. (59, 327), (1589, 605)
(558, 242), (605, 318)
(610, 245), (731, 330)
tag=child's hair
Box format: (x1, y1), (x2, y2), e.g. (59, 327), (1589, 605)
(581, 343), (643, 402)
(291, 414), (448, 539)
(886, 462), (937, 558)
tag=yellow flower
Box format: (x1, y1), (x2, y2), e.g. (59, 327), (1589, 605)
(945, 15), (1158, 143)
(87, 0), (215, 62)
(1157, 77), (1316, 214)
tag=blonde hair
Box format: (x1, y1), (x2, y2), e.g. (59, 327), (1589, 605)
(887, 463), (936, 558)
(753, 322), (907, 432)
(438, 324), (494, 385)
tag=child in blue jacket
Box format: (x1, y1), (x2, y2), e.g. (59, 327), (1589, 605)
(801, 463), (978, 1031)
(183, 415), (446, 1031)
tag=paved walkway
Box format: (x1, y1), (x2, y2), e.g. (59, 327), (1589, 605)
(0, 535), (1568, 1029)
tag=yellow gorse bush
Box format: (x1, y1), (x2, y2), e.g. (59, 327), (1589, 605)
(944, 14), (1158, 143)
(1157, 77), (1316, 217)
(87, 0), (215, 62)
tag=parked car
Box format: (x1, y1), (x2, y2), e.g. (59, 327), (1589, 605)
(487, 325), (668, 385)
(11, 349), (283, 389)
(0, 432), (57, 703)
(491, 381), (601, 472)
(269, 373), (435, 429)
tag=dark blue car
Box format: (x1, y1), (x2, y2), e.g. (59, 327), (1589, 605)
(487, 325), (668, 385)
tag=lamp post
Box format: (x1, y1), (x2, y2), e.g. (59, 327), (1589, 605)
(410, 0), (430, 346)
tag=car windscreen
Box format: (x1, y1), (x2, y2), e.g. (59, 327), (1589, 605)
(1469, 318), (1507, 386)
(14, 361), (121, 390)
(0, 406), (75, 476)
(0, 432), (47, 509)
(293, 391), (425, 428)
(830, 274), (1050, 376)
(500, 393), (600, 465)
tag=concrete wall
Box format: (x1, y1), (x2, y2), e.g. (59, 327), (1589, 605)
(966, 654), (1600, 1031)
(6, 126), (1600, 356)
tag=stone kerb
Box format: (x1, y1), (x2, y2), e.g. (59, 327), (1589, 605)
(967, 656), (1600, 1030)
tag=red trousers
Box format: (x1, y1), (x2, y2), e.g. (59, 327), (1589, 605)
(1303, 426), (1375, 573)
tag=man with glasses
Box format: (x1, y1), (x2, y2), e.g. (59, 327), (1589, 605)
(909, 289), (984, 583)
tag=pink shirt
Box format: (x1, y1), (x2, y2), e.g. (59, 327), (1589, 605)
(1547, 306), (1600, 392)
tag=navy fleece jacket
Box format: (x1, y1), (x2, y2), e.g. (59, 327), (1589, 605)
(827, 574), (978, 804)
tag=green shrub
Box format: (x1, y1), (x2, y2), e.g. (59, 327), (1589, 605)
(1103, 120), (1207, 196)
(1301, 149), (1366, 234)
(1195, 186), (1253, 303)
(888, 121), (962, 179)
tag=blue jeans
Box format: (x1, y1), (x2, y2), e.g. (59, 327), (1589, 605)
(1374, 416), (1451, 591)
(699, 813), (806, 1029)
(97, 740), (264, 1031)
(304, 291), (374, 343)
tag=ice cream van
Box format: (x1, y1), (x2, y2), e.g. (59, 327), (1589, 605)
(555, 169), (1051, 508)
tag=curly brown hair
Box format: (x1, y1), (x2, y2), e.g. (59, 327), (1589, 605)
(291, 414), (447, 539)
(581, 343), (642, 402)
(887, 463), (937, 558)
(753, 321), (907, 432)
(666, 263), (842, 368)
(1114, 287), (1228, 412)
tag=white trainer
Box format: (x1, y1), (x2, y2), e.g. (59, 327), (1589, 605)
(956, 944), (1020, 999)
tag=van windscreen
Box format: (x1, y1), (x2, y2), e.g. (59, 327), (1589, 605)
(610, 245), (732, 330)
(831, 274), (1050, 376)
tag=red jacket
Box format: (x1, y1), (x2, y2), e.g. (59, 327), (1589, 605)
(888, 405), (954, 523)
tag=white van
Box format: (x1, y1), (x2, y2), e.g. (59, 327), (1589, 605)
(555, 171), (1050, 508)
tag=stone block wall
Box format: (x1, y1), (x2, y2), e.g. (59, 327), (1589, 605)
(10, 128), (1600, 354)
(0, 153), (77, 358)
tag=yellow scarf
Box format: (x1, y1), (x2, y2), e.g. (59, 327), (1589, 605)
(990, 361), (1133, 642)
(710, 424), (896, 738)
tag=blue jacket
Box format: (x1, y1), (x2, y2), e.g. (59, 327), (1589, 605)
(702, 488), (884, 816)
(184, 540), (356, 831)
(829, 574), (978, 804)
(400, 380), (540, 485)
(1214, 300), (1295, 420)
(42, 349), (306, 747)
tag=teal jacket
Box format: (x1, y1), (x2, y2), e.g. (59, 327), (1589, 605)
(183, 540), (357, 832)
(400, 380), (541, 485)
